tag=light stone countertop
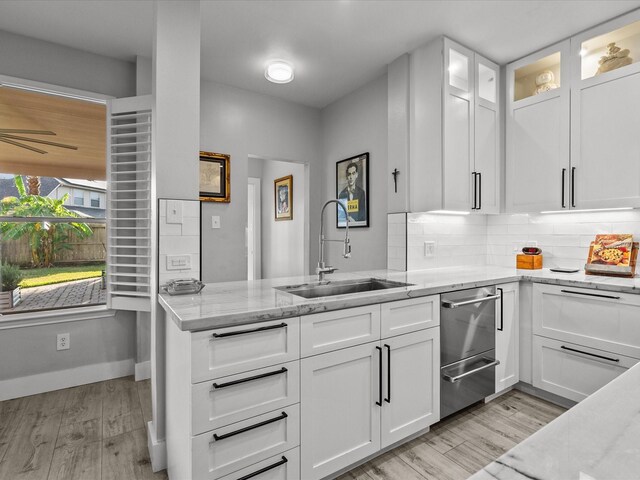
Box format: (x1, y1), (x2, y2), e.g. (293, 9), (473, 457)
(468, 359), (640, 480)
(158, 265), (640, 331)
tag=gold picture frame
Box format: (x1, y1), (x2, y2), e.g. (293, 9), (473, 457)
(274, 175), (293, 221)
(199, 151), (230, 202)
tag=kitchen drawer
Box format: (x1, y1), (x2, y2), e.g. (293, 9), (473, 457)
(192, 361), (300, 434)
(192, 318), (300, 382)
(192, 404), (300, 480)
(380, 295), (440, 338)
(300, 305), (380, 357)
(532, 335), (638, 403)
(533, 284), (640, 359)
(217, 447), (300, 480)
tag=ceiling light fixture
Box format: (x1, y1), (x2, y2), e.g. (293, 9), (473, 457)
(265, 60), (294, 84)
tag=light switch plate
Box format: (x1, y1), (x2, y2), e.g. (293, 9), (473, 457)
(424, 241), (436, 257)
(212, 216), (221, 229)
(167, 254), (191, 271)
(167, 200), (183, 224)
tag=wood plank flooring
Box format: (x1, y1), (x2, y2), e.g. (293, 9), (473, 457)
(0, 377), (167, 480)
(339, 389), (566, 480)
(0, 380), (565, 480)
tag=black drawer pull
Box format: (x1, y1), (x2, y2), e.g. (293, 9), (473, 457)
(213, 412), (288, 441)
(560, 290), (620, 300)
(497, 287), (504, 332)
(384, 344), (391, 404)
(237, 456), (288, 480)
(560, 345), (619, 363)
(376, 346), (383, 407)
(212, 322), (287, 338)
(212, 367), (287, 390)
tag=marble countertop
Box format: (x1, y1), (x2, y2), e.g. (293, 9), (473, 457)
(468, 360), (640, 480)
(158, 265), (640, 331)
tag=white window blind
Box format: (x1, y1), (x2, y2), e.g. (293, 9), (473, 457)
(107, 95), (153, 312)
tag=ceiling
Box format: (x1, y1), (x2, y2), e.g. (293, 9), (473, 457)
(0, 1), (639, 108)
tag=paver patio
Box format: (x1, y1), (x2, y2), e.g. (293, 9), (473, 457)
(11, 277), (106, 312)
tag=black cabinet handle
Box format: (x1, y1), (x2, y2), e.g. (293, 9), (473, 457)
(376, 346), (382, 407)
(237, 456), (288, 480)
(477, 172), (481, 210)
(560, 345), (619, 363)
(471, 172), (477, 209)
(384, 344), (391, 403)
(571, 167), (576, 207)
(213, 412), (288, 441)
(497, 287), (504, 331)
(212, 322), (287, 338)
(561, 168), (566, 208)
(212, 367), (287, 390)
(560, 289), (620, 300)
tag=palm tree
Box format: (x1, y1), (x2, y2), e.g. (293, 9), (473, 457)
(26, 175), (41, 195)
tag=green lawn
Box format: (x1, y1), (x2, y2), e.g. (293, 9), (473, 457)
(20, 264), (105, 288)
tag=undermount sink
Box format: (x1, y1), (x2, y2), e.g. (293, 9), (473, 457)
(275, 278), (413, 299)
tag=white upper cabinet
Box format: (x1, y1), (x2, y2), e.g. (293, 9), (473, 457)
(506, 41), (571, 213)
(570, 10), (640, 209)
(389, 37), (500, 213)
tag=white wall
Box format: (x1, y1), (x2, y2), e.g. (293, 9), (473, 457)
(199, 80), (321, 283)
(0, 29), (135, 98)
(320, 74), (388, 273)
(260, 159), (306, 279)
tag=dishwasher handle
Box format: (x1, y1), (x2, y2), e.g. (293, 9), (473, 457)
(442, 358), (500, 383)
(441, 294), (500, 309)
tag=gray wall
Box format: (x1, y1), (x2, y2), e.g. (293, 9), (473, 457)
(0, 30), (136, 98)
(200, 80), (321, 282)
(320, 74), (389, 273)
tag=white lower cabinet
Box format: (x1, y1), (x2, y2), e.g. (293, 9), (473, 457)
(381, 328), (440, 448)
(300, 342), (381, 480)
(495, 282), (519, 392)
(217, 448), (300, 480)
(532, 336), (638, 403)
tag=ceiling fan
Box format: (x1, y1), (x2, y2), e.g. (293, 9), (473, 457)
(0, 129), (78, 154)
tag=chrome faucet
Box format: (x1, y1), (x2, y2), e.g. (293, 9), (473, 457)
(317, 199), (351, 281)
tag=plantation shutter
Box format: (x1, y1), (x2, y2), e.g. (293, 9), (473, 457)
(106, 95), (153, 311)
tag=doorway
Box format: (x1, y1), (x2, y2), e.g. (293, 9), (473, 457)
(247, 177), (261, 280)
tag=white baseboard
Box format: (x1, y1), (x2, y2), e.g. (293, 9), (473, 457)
(147, 421), (167, 472)
(135, 360), (151, 381)
(0, 358), (134, 401)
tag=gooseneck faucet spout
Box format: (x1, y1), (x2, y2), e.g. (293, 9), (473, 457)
(317, 199), (351, 281)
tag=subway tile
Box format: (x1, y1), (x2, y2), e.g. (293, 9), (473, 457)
(183, 201), (200, 218)
(182, 217), (200, 236)
(159, 222), (182, 236)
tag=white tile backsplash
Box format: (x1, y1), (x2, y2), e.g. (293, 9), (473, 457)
(158, 199), (201, 284)
(388, 209), (640, 272)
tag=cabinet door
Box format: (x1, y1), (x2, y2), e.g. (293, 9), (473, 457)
(506, 41), (571, 213)
(443, 38), (474, 211)
(474, 54), (500, 214)
(570, 11), (640, 209)
(495, 282), (519, 392)
(381, 328), (440, 449)
(300, 342), (381, 480)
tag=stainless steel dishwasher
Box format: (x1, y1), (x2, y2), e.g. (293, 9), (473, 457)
(440, 286), (501, 418)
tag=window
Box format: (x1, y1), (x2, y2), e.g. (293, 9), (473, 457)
(73, 189), (84, 206)
(0, 85), (107, 315)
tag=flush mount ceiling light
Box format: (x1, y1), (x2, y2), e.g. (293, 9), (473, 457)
(265, 60), (294, 84)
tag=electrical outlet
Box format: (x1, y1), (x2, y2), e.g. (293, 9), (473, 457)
(424, 241), (436, 257)
(212, 216), (221, 229)
(57, 333), (70, 351)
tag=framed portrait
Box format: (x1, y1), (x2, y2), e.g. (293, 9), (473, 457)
(274, 175), (293, 221)
(199, 151), (230, 202)
(336, 152), (369, 228)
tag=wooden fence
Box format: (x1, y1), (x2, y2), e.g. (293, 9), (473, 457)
(1, 224), (106, 266)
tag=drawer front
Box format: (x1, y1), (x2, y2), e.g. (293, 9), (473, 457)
(533, 284), (640, 359)
(192, 318), (300, 382)
(192, 361), (300, 434)
(193, 404), (300, 480)
(532, 335), (638, 403)
(217, 447), (300, 480)
(300, 305), (380, 357)
(380, 295), (440, 338)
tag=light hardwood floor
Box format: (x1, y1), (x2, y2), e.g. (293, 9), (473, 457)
(338, 389), (566, 480)
(0, 376), (167, 480)
(0, 379), (565, 480)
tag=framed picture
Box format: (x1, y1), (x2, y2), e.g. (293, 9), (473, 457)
(274, 175), (293, 221)
(199, 151), (230, 202)
(336, 152), (369, 228)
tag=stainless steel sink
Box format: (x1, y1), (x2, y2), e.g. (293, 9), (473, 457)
(275, 278), (413, 299)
